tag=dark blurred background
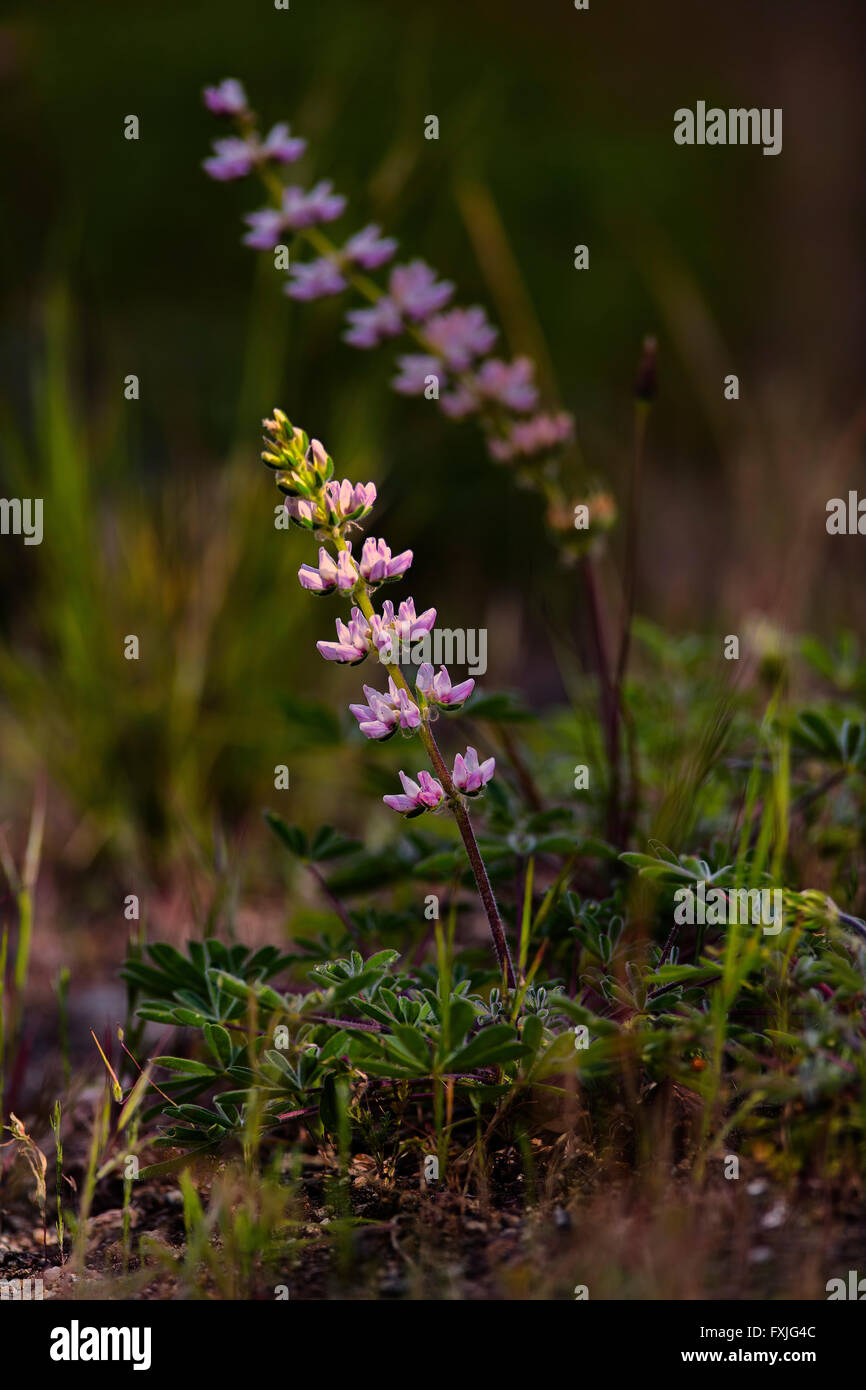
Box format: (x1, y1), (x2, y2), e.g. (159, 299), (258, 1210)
(0, 0), (864, 890)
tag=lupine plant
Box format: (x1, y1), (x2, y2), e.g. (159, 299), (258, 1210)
(98, 83), (866, 1191)
(261, 409), (515, 987)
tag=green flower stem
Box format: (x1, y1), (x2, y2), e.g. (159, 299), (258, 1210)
(418, 719), (517, 990)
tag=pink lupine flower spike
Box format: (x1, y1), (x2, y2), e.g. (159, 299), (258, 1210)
(257, 402), (517, 986)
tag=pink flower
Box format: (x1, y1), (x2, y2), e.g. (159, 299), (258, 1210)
(298, 545), (359, 594)
(349, 685), (398, 740)
(203, 79), (249, 116)
(245, 182), (347, 243)
(204, 125), (306, 182)
(280, 181), (346, 230)
(440, 358), (537, 420)
(388, 260), (454, 321)
(349, 678), (421, 740)
(416, 663), (475, 709)
(342, 224), (398, 270)
(284, 496), (318, 529)
(359, 537), (413, 585)
(370, 600), (437, 659)
(383, 770), (445, 817)
(260, 122), (307, 165)
(317, 608), (372, 664)
(204, 136), (258, 181)
(242, 208), (287, 249)
(488, 411), (574, 462)
(452, 746), (495, 795)
(423, 307), (497, 370)
(322, 479), (377, 524)
(343, 299), (403, 349)
(286, 258), (347, 301)
(391, 355), (442, 396)
(392, 685), (423, 732)
(474, 357), (538, 412)
(439, 385), (478, 419)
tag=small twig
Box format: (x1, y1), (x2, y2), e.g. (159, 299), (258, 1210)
(305, 862), (361, 945)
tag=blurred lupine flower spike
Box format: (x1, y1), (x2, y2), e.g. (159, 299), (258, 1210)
(203, 82), (579, 487)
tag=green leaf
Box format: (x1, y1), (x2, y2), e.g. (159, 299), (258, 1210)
(534, 1032), (581, 1069)
(203, 1023), (234, 1068)
(521, 1013), (545, 1056)
(226, 1065), (258, 1085)
(795, 711), (841, 760)
(355, 999), (394, 1026)
(135, 1006), (175, 1025)
(446, 1023), (526, 1072)
(171, 1007), (207, 1028)
(331, 967), (386, 1003)
(365, 949), (401, 971)
(207, 968), (253, 1001)
(138, 1146), (219, 1180)
(171, 1104), (232, 1129)
(264, 812), (308, 858)
(347, 1057), (419, 1080)
(447, 997), (479, 1044)
(146, 943), (204, 988)
(213, 1098), (241, 1127)
(155, 1126), (212, 1145)
(620, 852), (666, 870)
(309, 825), (363, 862)
(264, 1048), (297, 1080)
(389, 1024), (430, 1065)
(316, 1030), (352, 1063)
(121, 962), (180, 995)
(549, 997), (620, 1036)
(619, 851), (694, 882)
(151, 1057), (218, 1078)
(646, 839), (681, 865)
